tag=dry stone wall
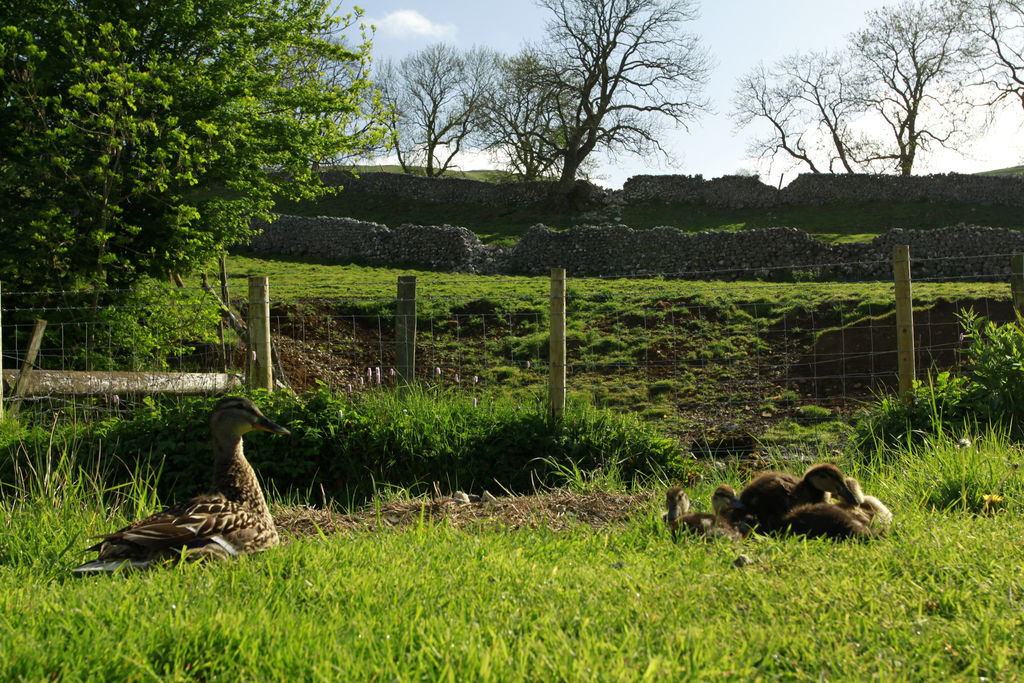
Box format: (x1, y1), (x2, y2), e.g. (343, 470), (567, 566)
(242, 217), (1024, 282)
(324, 169), (1024, 208)
(241, 171), (1024, 281)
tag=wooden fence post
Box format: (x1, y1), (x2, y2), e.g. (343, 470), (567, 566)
(549, 268), (567, 419)
(0, 283), (3, 422)
(9, 319), (47, 418)
(893, 245), (915, 404)
(1012, 254), (1024, 315)
(396, 276), (417, 385)
(247, 276), (273, 392)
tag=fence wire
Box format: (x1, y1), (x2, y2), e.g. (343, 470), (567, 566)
(1, 252), (1018, 453)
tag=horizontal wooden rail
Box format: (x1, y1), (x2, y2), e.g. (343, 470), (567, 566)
(1, 370), (243, 396)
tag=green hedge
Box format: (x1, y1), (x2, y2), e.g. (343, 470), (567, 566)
(1, 387), (695, 504)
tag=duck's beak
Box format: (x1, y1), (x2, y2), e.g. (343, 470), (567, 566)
(253, 416), (291, 435)
(664, 502), (682, 523)
(836, 484), (859, 506)
(729, 497), (745, 510)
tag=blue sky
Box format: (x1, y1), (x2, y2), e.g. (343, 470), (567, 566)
(356, 1), (1024, 188)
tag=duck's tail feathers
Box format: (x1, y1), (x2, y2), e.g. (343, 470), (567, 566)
(71, 558), (152, 574)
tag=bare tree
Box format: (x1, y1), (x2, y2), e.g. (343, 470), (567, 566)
(377, 44), (498, 176)
(532, 0), (712, 199)
(478, 50), (565, 181)
(965, 0), (1024, 108)
(851, 0), (982, 175)
(732, 51), (871, 175)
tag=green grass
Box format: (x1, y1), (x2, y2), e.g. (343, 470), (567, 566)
(214, 255), (1009, 446)
(3, 427), (1024, 679)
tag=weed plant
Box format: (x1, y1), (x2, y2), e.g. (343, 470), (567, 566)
(855, 310), (1024, 452)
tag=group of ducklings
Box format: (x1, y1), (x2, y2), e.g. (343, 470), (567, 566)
(663, 463), (893, 542)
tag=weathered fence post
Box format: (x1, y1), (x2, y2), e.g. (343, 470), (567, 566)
(893, 245), (915, 404)
(9, 318), (47, 418)
(1011, 254), (1024, 315)
(549, 268), (567, 419)
(396, 275), (417, 385)
(0, 283), (3, 422)
(247, 276), (273, 391)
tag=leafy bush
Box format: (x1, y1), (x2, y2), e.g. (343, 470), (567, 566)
(1, 386), (695, 506)
(854, 309), (1024, 453)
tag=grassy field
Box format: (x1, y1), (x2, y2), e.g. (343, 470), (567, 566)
(3, 427), (1024, 680)
(217, 254), (1010, 451)
(6, 174), (1024, 678)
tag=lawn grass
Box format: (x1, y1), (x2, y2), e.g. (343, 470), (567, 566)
(3, 443), (1023, 680)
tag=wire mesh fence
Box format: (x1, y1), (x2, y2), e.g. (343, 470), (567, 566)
(1, 250), (1019, 452)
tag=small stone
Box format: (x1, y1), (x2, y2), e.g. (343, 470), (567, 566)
(481, 490), (499, 504)
(732, 554), (754, 568)
(452, 491), (471, 504)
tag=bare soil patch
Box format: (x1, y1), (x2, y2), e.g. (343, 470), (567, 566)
(274, 490), (656, 539)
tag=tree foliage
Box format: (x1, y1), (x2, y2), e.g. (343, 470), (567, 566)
(0, 0), (385, 293)
(732, 0), (983, 177)
(479, 50), (567, 181)
(965, 0), (1024, 109)
(531, 0), (712, 196)
(377, 44), (498, 177)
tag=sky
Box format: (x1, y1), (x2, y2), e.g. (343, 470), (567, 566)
(355, 0), (1024, 189)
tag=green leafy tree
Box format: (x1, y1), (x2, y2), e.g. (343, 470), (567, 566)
(0, 0), (385, 293)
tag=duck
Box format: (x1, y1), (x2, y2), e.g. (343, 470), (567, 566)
(827, 476), (894, 529)
(663, 485), (745, 541)
(72, 396), (290, 573)
(738, 463), (860, 533)
(778, 501), (881, 540)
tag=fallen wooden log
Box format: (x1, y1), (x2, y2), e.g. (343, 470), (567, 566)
(1, 369), (243, 396)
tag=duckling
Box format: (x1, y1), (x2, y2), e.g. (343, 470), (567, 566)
(738, 463), (859, 533)
(72, 397), (290, 573)
(778, 502), (881, 540)
(663, 485), (745, 541)
(828, 477), (894, 529)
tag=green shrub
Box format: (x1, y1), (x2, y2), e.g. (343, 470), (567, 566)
(0, 387), (695, 506)
(854, 310), (1024, 454)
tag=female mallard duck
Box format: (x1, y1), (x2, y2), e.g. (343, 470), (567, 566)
(663, 485), (745, 541)
(738, 463), (859, 533)
(72, 396), (290, 573)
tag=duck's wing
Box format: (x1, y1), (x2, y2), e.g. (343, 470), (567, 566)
(73, 495), (264, 573)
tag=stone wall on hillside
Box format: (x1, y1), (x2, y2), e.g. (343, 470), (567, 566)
(620, 172), (1024, 208)
(241, 217), (1024, 282)
(321, 169), (1024, 209)
(318, 170), (557, 207)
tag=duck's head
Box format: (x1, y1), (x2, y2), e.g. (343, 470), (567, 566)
(711, 484), (743, 516)
(663, 487), (690, 524)
(210, 397), (291, 437)
(805, 464), (859, 505)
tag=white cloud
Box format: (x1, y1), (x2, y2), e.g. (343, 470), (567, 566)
(375, 10), (456, 41)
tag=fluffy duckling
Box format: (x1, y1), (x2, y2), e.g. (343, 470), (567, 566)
(663, 485), (745, 541)
(738, 463), (859, 533)
(779, 502), (881, 540)
(72, 397), (290, 573)
(828, 476), (894, 529)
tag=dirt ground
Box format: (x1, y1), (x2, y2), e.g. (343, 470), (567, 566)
(274, 489), (656, 539)
(262, 296), (1014, 448)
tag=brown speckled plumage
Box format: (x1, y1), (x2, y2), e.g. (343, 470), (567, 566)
(72, 397), (290, 573)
